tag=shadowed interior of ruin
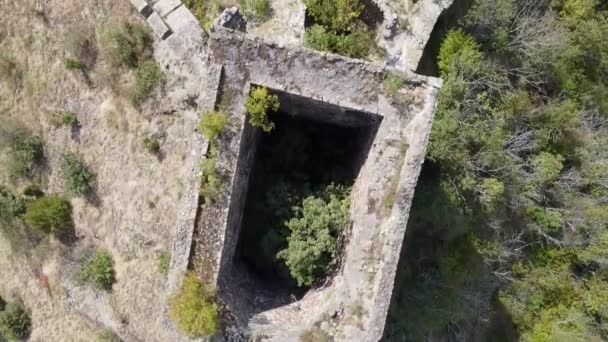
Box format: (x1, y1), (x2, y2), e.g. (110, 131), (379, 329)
(223, 89), (382, 317)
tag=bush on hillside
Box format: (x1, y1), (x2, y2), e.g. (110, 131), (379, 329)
(61, 153), (93, 197)
(142, 136), (161, 154)
(23, 196), (72, 236)
(0, 303), (31, 341)
(78, 249), (115, 291)
(51, 111), (79, 128)
(6, 130), (43, 178)
(169, 272), (219, 337)
(129, 60), (161, 105)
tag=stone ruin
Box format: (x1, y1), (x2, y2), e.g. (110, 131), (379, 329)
(127, 0), (451, 340)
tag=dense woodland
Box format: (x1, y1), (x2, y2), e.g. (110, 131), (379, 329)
(385, 0), (608, 340)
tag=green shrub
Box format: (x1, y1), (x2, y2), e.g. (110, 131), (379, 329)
(240, 0), (271, 20)
(64, 58), (86, 71)
(23, 196), (72, 236)
(61, 153), (93, 197)
(6, 130), (43, 178)
(169, 272), (219, 337)
(183, 0), (228, 30)
(304, 24), (373, 59)
(200, 156), (222, 203)
(51, 111), (79, 128)
(302, 0), (373, 58)
(78, 249), (115, 291)
(0, 189), (26, 223)
(100, 20), (152, 69)
(383, 72), (405, 97)
(244, 86), (279, 132)
(437, 29), (482, 77)
(305, 0), (363, 32)
(142, 136), (160, 154)
(198, 110), (228, 142)
(0, 303), (31, 341)
(158, 251), (170, 278)
(277, 185), (350, 286)
(129, 60), (161, 105)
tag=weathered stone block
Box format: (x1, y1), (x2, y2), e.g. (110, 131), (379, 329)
(153, 0), (182, 18)
(129, 0), (152, 17)
(164, 4), (205, 37)
(146, 12), (172, 40)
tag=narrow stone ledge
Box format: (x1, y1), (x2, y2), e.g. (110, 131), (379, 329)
(146, 12), (172, 40)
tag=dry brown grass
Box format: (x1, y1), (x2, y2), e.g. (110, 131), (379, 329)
(0, 0), (189, 340)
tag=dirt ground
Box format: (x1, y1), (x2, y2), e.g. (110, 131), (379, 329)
(0, 0), (198, 340)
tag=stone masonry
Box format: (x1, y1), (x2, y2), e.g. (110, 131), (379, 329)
(127, 0), (447, 340)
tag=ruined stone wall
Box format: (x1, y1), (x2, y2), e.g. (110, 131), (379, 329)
(205, 29), (441, 341)
(126, 0), (445, 340)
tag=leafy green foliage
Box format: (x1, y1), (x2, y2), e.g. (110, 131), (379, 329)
(303, 0), (374, 58)
(78, 249), (115, 291)
(244, 86), (279, 132)
(169, 272), (219, 337)
(99, 20), (152, 69)
(61, 153), (93, 197)
(0, 303), (31, 341)
(142, 136), (160, 154)
(277, 185), (350, 286)
(64, 58), (86, 71)
(198, 110), (228, 142)
(5, 130), (43, 178)
(23, 196), (72, 236)
(129, 60), (161, 105)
